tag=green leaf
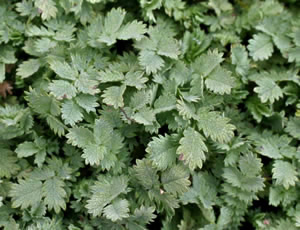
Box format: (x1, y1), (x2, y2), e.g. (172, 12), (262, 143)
(223, 167), (264, 192)
(26, 89), (61, 116)
(0, 149), (20, 178)
(154, 93), (177, 114)
(82, 145), (106, 166)
(238, 153), (263, 177)
(66, 127), (95, 148)
(49, 80), (77, 100)
(287, 47), (300, 63)
(46, 115), (66, 137)
(15, 141), (40, 158)
(49, 60), (77, 80)
(176, 99), (196, 120)
(272, 160), (298, 189)
(254, 78), (283, 103)
(205, 66), (235, 95)
(139, 50), (164, 75)
(176, 128), (208, 170)
(132, 206), (156, 225)
(102, 85), (126, 108)
(43, 177), (66, 213)
(146, 134), (179, 170)
(285, 117), (300, 139)
(196, 109), (235, 143)
(118, 20), (147, 41)
(98, 69), (125, 83)
(16, 0), (37, 18)
(133, 159), (159, 190)
(181, 172), (218, 209)
(34, 38), (57, 53)
(157, 36), (180, 59)
(10, 179), (43, 209)
(17, 59), (41, 79)
(0, 63), (4, 83)
(132, 107), (156, 125)
(103, 199), (130, 221)
(124, 71), (148, 90)
(0, 47), (17, 64)
(248, 33), (274, 61)
(98, 8), (126, 45)
(86, 176), (128, 217)
(75, 94), (99, 113)
(192, 49), (223, 77)
(246, 96), (272, 123)
(74, 74), (99, 95)
(34, 0), (57, 20)
(61, 100), (83, 126)
(231, 45), (250, 76)
(161, 164), (190, 195)
(250, 133), (286, 159)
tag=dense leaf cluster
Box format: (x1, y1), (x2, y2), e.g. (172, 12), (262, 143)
(0, 0), (299, 229)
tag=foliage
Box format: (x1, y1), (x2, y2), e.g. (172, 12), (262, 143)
(0, 0), (299, 229)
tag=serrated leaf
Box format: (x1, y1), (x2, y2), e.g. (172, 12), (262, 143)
(176, 99), (196, 120)
(102, 85), (126, 108)
(132, 206), (156, 225)
(192, 50), (223, 77)
(124, 71), (148, 90)
(238, 153), (263, 177)
(61, 100), (83, 126)
(246, 96), (272, 123)
(196, 109), (235, 143)
(46, 115), (66, 137)
(43, 177), (66, 213)
(98, 69), (125, 83)
(67, 127), (95, 148)
(98, 8), (126, 45)
(15, 141), (39, 158)
(272, 160), (298, 189)
(49, 80), (77, 99)
(133, 107), (156, 125)
(75, 94), (99, 113)
(154, 93), (177, 114)
(34, 38), (57, 53)
(285, 117), (300, 139)
(205, 66), (235, 95)
(103, 199), (129, 221)
(74, 74), (99, 95)
(139, 50), (164, 75)
(16, 0), (37, 18)
(287, 47), (300, 63)
(26, 89), (60, 116)
(248, 33), (274, 61)
(254, 78), (283, 104)
(157, 36), (180, 59)
(161, 164), (190, 195)
(181, 172), (217, 209)
(49, 60), (77, 80)
(176, 128), (208, 170)
(133, 159), (159, 190)
(146, 134), (179, 170)
(0, 149), (20, 178)
(35, 0), (57, 20)
(86, 176), (128, 217)
(10, 179), (43, 209)
(231, 45), (250, 76)
(82, 145), (106, 166)
(17, 59), (41, 79)
(119, 20), (147, 41)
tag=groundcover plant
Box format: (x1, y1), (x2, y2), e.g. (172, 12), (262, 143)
(0, 0), (299, 229)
